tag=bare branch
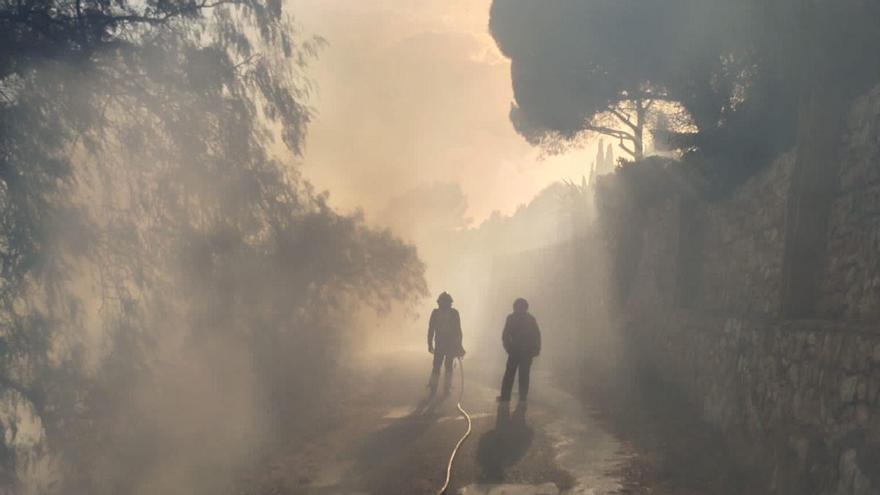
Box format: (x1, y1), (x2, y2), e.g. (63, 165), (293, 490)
(585, 123), (635, 142)
(608, 107), (638, 133)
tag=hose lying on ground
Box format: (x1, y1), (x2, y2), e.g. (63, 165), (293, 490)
(437, 357), (472, 495)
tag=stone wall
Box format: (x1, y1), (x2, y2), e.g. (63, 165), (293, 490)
(625, 309), (880, 494)
(606, 85), (880, 494)
(697, 153), (794, 317)
(820, 85), (880, 320)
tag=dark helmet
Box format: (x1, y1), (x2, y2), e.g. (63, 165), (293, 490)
(513, 297), (528, 313)
(437, 292), (453, 305)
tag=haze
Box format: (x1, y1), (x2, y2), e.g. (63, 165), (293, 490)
(295, 0), (594, 224)
(3, 0), (879, 494)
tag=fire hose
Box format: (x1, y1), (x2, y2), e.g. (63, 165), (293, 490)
(436, 356), (471, 495)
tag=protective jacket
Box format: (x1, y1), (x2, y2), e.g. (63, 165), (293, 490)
(502, 311), (541, 358)
(428, 307), (464, 356)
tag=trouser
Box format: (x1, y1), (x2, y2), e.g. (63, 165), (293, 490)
(430, 352), (455, 390)
(500, 354), (533, 400)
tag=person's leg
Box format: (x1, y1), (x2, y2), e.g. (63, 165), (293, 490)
(432, 351), (444, 374)
(499, 355), (517, 400)
(518, 357), (532, 400)
(429, 351), (443, 392)
(443, 353), (454, 393)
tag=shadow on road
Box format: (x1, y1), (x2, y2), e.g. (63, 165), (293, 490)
(357, 391), (448, 464)
(476, 401), (534, 482)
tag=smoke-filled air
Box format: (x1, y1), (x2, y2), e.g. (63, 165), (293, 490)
(2, 1), (880, 494)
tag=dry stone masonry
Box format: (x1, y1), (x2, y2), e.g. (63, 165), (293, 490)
(600, 85), (880, 495)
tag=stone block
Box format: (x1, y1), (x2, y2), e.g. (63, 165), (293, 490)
(855, 403), (870, 425)
(867, 377), (879, 403)
(841, 376), (859, 403)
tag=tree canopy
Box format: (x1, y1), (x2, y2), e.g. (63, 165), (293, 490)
(490, 0), (880, 187)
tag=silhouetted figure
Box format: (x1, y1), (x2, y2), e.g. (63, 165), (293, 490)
(427, 292), (464, 395)
(498, 298), (541, 402)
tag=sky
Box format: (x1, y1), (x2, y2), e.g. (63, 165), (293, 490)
(293, 0), (597, 226)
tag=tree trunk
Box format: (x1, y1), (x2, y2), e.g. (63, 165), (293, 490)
(633, 97), (645, 161)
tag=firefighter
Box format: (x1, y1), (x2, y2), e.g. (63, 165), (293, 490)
(497, 298), (541, 402)
(427, 291), (465, 395)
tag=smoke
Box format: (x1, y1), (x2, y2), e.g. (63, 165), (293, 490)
(374, 176), (617, 375)
(381, 182), (471, 246)
(0, 4), (426, 494)
(294, 0), (597, 222)
(1, 2), (633, 494)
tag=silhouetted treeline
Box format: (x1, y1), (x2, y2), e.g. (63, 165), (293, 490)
(490, 0), (880, 193)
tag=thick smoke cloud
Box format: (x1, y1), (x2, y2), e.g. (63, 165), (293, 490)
(294, 0), (597, 223)
(381, 182), (471, 247)
(0, 1), (425, 493)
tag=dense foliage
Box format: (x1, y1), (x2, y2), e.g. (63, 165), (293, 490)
(0, 0), (425, 492)
(490, 0), (880, 189)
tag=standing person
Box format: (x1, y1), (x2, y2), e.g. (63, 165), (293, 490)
(427, 292), (465, 395)
(498, 298), (541, 402)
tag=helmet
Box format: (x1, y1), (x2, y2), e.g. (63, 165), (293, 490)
(437, 292), (453, 305)
(513, 297), (528, 312)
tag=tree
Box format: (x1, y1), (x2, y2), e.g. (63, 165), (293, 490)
(0, 0), (426, 492)
(490, 0), (704, 161)
(490, 0), (880, 185)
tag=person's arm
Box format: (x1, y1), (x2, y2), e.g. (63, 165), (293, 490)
(531, 316), (541, 357)
(453, 309), (464, 356)
(427, 310), (436, 353)
(535, 319), (541, 357)
(502, 315), (512, 353)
